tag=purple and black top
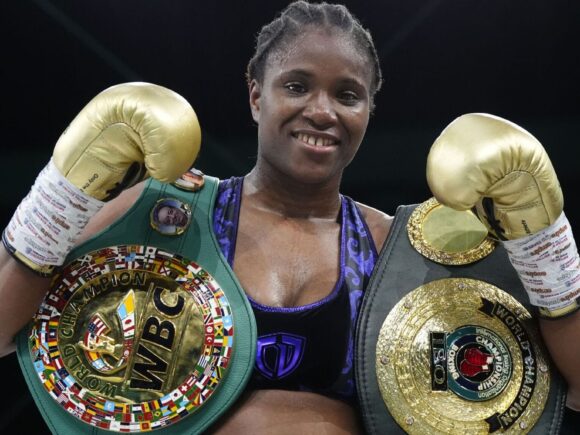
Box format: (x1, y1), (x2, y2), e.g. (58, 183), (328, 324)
(212, 177), (379, 404)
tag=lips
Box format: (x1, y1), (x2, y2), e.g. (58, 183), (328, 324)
(293, 132), (339, 147)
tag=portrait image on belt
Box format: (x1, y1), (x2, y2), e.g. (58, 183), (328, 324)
(150, 198), (192, 235)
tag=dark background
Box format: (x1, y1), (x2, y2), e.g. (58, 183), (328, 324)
(1, 0), (579, 432)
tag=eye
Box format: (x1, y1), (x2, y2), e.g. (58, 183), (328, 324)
(338, 90), (361, 105)
(284, 82), (307, 95)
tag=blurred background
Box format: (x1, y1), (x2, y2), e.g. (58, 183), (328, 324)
(1, 0), (579, 432)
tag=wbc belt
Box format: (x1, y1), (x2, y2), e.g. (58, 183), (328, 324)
(15, 176), (256, 434)
(356, 199), (567, 434)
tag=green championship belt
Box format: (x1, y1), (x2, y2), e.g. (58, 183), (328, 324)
(16, 176), (257, 434)
(356, 199), (567, 434)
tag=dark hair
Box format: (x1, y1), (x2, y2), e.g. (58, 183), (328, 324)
(246, 1), (383, 99)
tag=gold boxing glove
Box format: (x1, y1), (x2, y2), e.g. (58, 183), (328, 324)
(3, 82), (201, 275)
(426, 114), (580, 318)
(426, 113), (563, 240)
(54, 82), (201, 200)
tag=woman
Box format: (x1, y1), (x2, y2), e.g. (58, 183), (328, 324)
(0, 2), (390, 433)
(207, 2), (391, 431)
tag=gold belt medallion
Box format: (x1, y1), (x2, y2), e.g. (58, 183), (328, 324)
(407, 198), (496, 265)
(376, 278), (550, 434)
(28, 245), (234, 432)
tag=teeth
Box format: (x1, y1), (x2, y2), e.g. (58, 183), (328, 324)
(297, 133), (334, 147)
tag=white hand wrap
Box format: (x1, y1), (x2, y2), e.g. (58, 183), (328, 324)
(3, 159), (104, 267)
(503, 212), (580, 312)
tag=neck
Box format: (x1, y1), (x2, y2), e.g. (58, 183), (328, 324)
(244, 164), (342, 220)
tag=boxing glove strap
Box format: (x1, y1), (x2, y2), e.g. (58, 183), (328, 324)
(2, 159), (104, 276)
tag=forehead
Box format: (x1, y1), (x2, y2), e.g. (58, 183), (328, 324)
(264, 28), (372, 87)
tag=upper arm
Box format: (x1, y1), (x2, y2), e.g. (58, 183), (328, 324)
(77, 181), (146, 244)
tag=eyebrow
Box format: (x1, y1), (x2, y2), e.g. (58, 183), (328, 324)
(281, 68), (367, 89)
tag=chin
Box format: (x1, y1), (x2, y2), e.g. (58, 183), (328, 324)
(287, 167), (342, 186)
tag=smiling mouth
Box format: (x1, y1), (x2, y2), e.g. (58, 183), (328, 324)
(294, 133), (338, 147)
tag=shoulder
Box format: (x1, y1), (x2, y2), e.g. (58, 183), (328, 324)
(355, 201), (393, 252)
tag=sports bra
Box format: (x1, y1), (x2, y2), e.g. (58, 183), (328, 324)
(212, 177), (378, 403)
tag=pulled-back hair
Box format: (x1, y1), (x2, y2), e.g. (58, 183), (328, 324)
(246, 1), (383, 99)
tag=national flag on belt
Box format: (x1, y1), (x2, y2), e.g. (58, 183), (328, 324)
(199, 355), (211, 368)
(122, 317), (135, 336)
(185, 375), (196, 388)
(33, 360), (45, 373)
(188, 263), (201, 274)
(217, 356), (229, 368)
(117, 291), (136, 337)
(203, 364), (213, 376)
(104, 401), (115, 412)
(54, 357), (64, 370)
(189, 392), (201, 406)
(47, 293), (60, 303)
(179, 384), (190, 394)
(195, 374), (210, 390)
(36, 310), (53, 321)
(222, 316), (234, 329)
(79, 254), (92, 266)
(159, 265), (172, 276)
(87, 316), (107, 336)
(222, 305), (232, 316)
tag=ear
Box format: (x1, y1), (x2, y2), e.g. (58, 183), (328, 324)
(249, 79), (261, 123)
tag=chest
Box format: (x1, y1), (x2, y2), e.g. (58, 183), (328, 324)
(232, 209), (341, 307)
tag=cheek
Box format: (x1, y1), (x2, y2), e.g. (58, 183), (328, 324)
(347, 110), (370, 142)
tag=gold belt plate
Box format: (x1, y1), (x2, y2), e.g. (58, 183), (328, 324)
(28, 245), (234, 432)
(376, 278), (550, 434)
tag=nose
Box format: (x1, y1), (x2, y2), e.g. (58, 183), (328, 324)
(302, 91), (337, 129)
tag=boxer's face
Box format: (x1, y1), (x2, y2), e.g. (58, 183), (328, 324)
(249, 27), (372, 185)
(158, 206), (188, 227)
